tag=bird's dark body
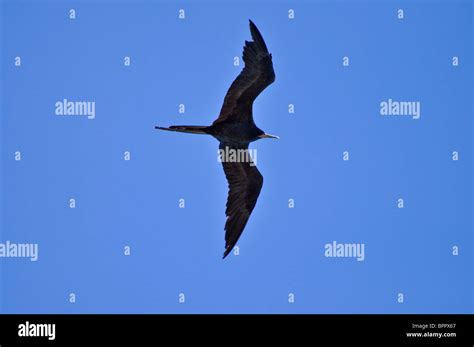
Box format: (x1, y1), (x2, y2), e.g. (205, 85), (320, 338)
(207, 121), (264, 145)
(156, 20), (277, 258)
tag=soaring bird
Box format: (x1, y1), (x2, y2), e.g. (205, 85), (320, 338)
(156, 20), (277, 258)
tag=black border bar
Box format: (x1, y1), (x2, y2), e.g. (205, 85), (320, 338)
(0, 314), (472, 345)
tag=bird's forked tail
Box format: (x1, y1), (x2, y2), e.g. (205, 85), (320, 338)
(155, 125), (210, 135)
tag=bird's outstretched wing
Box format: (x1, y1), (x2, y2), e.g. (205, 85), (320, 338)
(213, 20), (275, 126)
(220, 144), (263, 258)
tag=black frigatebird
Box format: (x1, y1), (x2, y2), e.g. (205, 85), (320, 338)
(156, 20), (277, 258)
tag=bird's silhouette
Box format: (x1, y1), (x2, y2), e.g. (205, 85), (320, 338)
(156, 20), (277, 258)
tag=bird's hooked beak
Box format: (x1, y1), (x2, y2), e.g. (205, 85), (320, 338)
(258, 133), (280, 139)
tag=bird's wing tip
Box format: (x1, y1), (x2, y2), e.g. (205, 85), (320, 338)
(223, 247), (232, 259)
(247, 20), (268, 52)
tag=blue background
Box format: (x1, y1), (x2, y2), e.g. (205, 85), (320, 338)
(0, 0), (472, 313)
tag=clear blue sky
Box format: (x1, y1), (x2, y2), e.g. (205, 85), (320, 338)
(0, 0), (472, 313)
